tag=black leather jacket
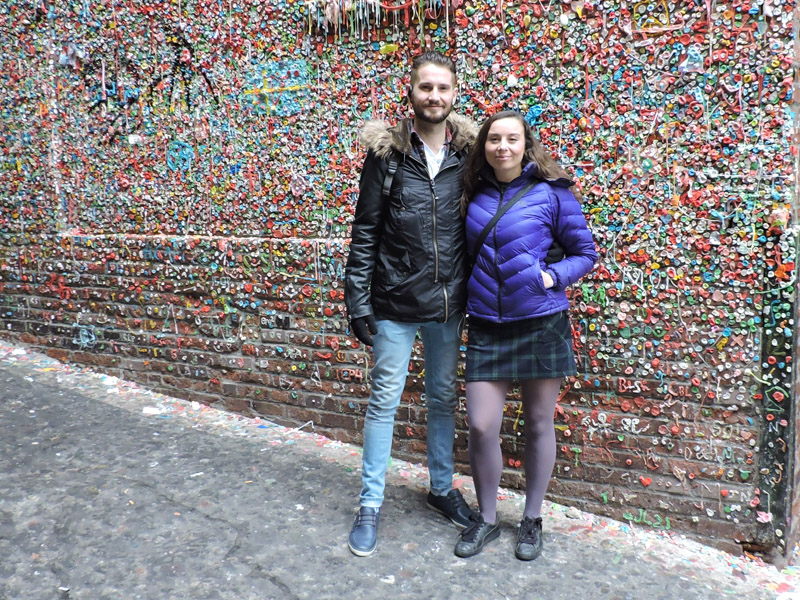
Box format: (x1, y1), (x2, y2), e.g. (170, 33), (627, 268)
(345, 115), (477, 323)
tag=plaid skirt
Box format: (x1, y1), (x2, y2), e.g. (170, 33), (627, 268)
(465, 311), (577, 382)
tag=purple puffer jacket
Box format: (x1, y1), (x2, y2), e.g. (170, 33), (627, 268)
(465, 162), (598, 323)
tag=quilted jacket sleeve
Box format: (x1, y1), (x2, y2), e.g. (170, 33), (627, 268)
(344, 150), (389, 320)
(545, 186), (598, 291)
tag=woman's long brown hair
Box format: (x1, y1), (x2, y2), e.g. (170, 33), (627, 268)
(462, 110), (581, 214)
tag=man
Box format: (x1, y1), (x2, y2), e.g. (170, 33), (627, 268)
(344, 51), (477, 556)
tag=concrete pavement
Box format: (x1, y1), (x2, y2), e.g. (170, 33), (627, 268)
(0, 340), (797, 600)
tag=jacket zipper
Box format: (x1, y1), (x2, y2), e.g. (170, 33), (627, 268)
(431, 179), (446, 320)
(442, 283), (449, 322)
(411, 153), (459, 322)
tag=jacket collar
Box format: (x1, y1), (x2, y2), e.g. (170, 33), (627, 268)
(480, 161), (575, 190)
(359, 114), (478, 160)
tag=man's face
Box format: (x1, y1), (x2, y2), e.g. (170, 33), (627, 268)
(409, 64), (455, 125)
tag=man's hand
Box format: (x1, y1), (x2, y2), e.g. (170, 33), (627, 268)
(351, 315), (378, 346)
(545, 239), (564, 265)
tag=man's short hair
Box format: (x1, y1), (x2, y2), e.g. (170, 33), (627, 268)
(410, 51), (457, 86)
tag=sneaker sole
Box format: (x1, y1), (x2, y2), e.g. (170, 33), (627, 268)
(454, 526), (501, 558)
(348, 541), (376, 557)
(426, 501), (470, 529)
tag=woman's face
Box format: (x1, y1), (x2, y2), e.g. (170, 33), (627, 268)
(484, 118), (526, 182)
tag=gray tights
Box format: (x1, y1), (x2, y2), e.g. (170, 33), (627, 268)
(465, 379), (562, 524)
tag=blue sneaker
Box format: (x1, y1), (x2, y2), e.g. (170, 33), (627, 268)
(348, 507), (380, 556)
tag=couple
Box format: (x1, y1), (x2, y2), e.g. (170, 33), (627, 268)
(344, 51), (597, 560)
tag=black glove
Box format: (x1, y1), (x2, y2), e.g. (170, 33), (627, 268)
(545, 239), (565, 265)
(351, 315), (378, 346)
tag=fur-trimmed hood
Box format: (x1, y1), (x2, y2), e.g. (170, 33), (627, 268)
(360, 114), (478, 159)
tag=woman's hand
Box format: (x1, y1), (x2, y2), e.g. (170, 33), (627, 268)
(542, 270), (554, 289)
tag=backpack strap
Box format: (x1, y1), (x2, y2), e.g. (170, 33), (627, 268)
(381, 156), (399, 203)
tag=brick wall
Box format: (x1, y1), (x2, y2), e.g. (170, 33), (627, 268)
(1, 0), (796, 559)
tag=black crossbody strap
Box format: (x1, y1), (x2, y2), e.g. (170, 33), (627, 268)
(470, 181), (540, 261)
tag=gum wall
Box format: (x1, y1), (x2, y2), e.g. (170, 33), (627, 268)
(1, 0), (798, 558)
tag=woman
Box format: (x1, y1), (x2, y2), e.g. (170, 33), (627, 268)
(454, 111), (597, 560)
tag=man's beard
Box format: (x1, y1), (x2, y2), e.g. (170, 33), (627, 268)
(412, 100), (452, 124)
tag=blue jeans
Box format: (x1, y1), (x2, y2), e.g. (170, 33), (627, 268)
(359, 316), (464, 508)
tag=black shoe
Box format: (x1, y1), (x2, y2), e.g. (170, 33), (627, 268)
(454, 514), (501, 558)
(515, 516), (543, 561)
(427, 488), (475, 529)
(348, 507), (380, 557)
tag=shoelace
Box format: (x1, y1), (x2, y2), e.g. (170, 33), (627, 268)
(460, 516), (485, 542)
(518, 518), (541, 544)
(449, 491), (469, 513)
(355, 510), (379, 527)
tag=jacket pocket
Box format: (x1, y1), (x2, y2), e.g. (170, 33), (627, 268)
(528, 261), (546, 295)
(376, 208), (422, 286)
